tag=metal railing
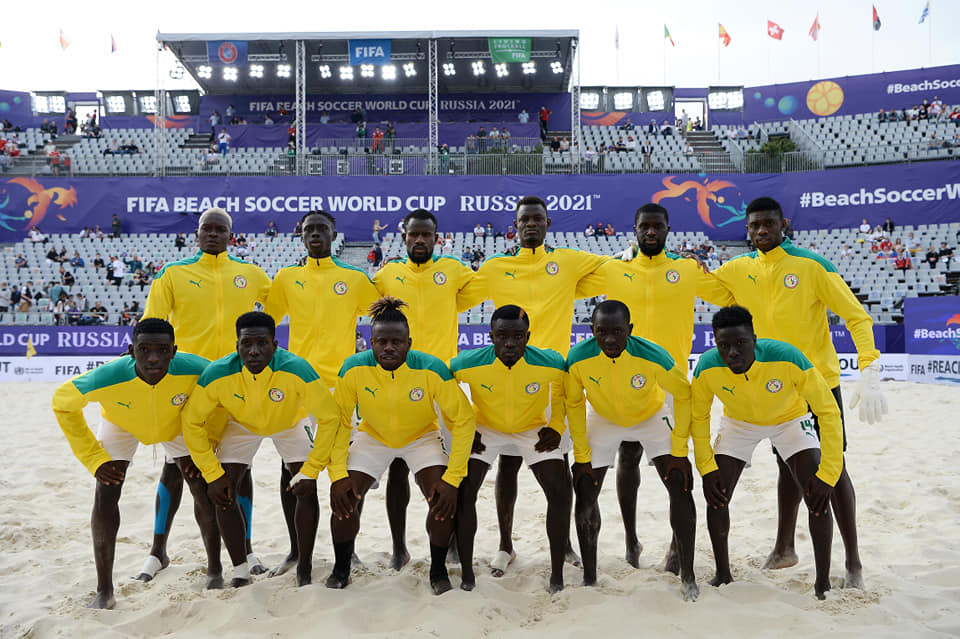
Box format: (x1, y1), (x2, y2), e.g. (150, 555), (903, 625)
(743, 150), (824, 172)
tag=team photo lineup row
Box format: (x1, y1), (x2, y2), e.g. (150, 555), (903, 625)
(52, 196), (888, 609)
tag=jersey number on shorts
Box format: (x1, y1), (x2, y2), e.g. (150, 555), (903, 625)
(661, 416), (673, 431)
(800, 419), (816, 438)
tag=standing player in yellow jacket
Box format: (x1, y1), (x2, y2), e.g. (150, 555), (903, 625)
(564, 301), (700, 601)
(372, 208), (478, 571)
(181, 312), (339, 587)
(263, 209), (378, 575)
(51, 319), (219, 609)
(708, 197), (886, 588)
(139, 207), (271, 582)
(459, 195), (605, 575)
(449, 305), (571, 593)
(575, 202), (733, 570)
(321, 297), (475, 594)
(691, 306), (838, 600)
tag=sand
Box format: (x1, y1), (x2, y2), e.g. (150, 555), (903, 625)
(2, 380), (959, 638)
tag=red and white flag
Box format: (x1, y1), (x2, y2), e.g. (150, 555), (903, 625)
(809, 14), (821, 41)
(767, 20), (784, 40)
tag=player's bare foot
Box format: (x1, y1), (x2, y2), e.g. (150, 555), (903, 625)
(134, 554), (169, 582)
(230, 577), (251, 588)
(431, 577), (453, 595)
(461, 566), (476, 591)
(663, 549), (680, 575)
(88, 591), (116, 610)
(548, 579), (564, 594)
(268, 554), (297, 578)
(815, 578), (831, 600)
(247, 554), (267, 576)
(681, 580), (700, 602)
(460, 578), (475, 592)
(762, 548), (798, 570)
(325, 571), (350, 589)
(582, 575), (597, 587)
(843, 568), (864, 590)
(205, 573), (224, 590)
(490, 550), (516, 577)
(296, 567), (311, 587)
(565, 546), (582, 568)
(624, 539), (643, 568)
(390, 548), (410, 571)
(709, 572), (733, 587)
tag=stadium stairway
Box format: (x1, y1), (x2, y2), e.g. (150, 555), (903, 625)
(182, 133), (213, 150)
(338, 241), (375, 270)
(686, 132), (737, 172)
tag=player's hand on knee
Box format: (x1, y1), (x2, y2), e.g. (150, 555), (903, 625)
(94, 460), (126, 486)
(804, 476), (833, 517)
(471, 431), (486, 454)
(702, 470), (728, 509)
(177, 457), (202, 480)
(330, 478), (360, 520)
(572, 462), (598, 488)
(287, 471), (316, 497)
(207, 475), (233, 509)
(427, 479), (458, 521)
(534, 427), (561, 452)
(661, 455), (693, 491)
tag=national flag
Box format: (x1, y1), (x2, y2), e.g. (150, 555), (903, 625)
(919, 1), (930, 24)
(873, 5), (882, 31)
(111, 34), (117, 53)
(26, 336), (36, 359)
(809, 14), (821, 41)
(664, 24), (675, 47)
(767, 20), (784, 40)
(719, 23), (731, 47)
(59, 29), (70, 50)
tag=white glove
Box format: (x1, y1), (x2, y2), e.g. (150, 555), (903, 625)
(288, 471), (314, 489)
(849, 361), (888, 424)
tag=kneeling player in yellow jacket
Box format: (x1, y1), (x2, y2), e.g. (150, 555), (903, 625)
(450, 305), (570, 593)
(181, 312), (339, 588)
(691, 306), (838, 600)
(321, 297), (475, 594)
(52, 319), (216, 609)
(565, 300), (700, 601)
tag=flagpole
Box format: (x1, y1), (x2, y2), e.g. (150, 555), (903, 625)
(928, 7), (932, 67)
(816, 10), (821, 78)
(615, 26), (620, 84)
(662, 36), (666, 85)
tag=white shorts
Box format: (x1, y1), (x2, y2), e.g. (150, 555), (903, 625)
(348, 430), (447, 481)
(714, 413), (820, 465)
(217, 416), (314, 467)
(97, 418), (189, 462)
(471, 424), (564, 467)
(585, 400), (674, 469)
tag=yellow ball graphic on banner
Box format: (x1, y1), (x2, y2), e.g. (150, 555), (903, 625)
(806, 81), (844, 116)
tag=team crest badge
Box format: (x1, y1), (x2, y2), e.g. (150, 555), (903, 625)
(525, 382), (541, 395)
(269, 388), (285, 402)
(333, 281), (348, 295)
(433, 271), (447, 285)
(233, 275), (248, 289)
(630, 374), (647, 389)
(545, 261), (560, 276)
(766, 379), (783, 393)
(409, 387), (425, 402)
(665, 269), (680, 284)
(171, 393), (188, 406)
(783, 273), (799, 289)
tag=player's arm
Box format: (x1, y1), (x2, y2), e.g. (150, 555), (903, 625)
(573, 252), (612, 299)
(51, 380), (112, 476)
(252, 266), (272, 306)
(299, 380), (340, 479)
(455, 262), (489, 310)
(545, 373), (567, 435)
(180, 380), (226, 483)
(454, 264), (484, 312)
(656, 360), (695, 489)
(562, 366), (590, 464)
(435, 376), (476, 487)
(693, 263), (736, 307)
(355, 271), (381, 318)
(689, 374), (719, 476)
(573, 262), (607, 299)
(262, 271), (289, 324)
(795, 366), (844, 487)
(327, 376), (357, 483)
(816, 270), (880, 370)
(142, 268), (173, 319)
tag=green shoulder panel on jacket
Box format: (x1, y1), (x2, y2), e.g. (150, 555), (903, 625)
(566, 337), (601, 371)
(625, 335), (676, 371)
(779, 239), (838, 273)
(152, 251), (202, 280)
(332, 256), (375, 284)
(755, 339), (813, 370)
(693, 349), (726, 378)
(449, 345), (496, 373)
(72, 356), (137, 394)
(523, 345), (566, 371)
(339, 350), (378, 378)
(406, 350), (454, 381)
(198, 353), (243, 387)
(167, 352), (211, 377)
(271, 349), (321, 383)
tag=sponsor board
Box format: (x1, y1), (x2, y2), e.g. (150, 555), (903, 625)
(0, 356), (118, 382)
(908, 355), (960, 385)
(682, 353), (908, 382)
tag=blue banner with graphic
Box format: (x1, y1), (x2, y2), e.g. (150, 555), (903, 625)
(206, 41), (248, 65)
(348, 39), (391, 66)
(904, 296), (960, 355)
(1, 162), (958, 243)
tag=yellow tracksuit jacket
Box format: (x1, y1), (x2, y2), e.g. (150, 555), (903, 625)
(691, 339), (844, 486)
(709, 238), (879, 387)
(461, 246), (607, 356)
(264, 256), (379, 387)
(331, 350), (475, 487)
(144, 250), (271, 361)
(576, 250), (733, 365)
(374, 255), (477, 363)
(564, 335), (692, 465)
(449, 344), (566, 434)
(52, 352), (209, 476)
(181, 349), (339, 483)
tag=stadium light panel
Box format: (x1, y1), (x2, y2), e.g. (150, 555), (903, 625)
(105, 95), (127, 114)
(579, 92), (600, 110)
(442, 63), (456, 76)
(249, 64), (264, 78)
(382, 64), (397, 80)
(646, 90), (665, 111)
(708, 89), (744, 110)
(403, 63), (417, 78)
(495, 63), (509, 78)
(522, 61), (536, 75)
(360, 64), (375, 78)
(472, 60), (485, 76)
(138, 95), (157, 114)
(319, 64), (332, 79)
(33, 96), (50, 113)
(223, 67), (239, 81)
(550, 61), (563, 74)
(277, 64), (291, 78)
(340, 65), (354, 80)
(197, 65), (212, 79)
(613, 91), (634, 110)
(174, 95), (192, 113)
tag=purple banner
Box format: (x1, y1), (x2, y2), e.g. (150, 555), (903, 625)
(743, 63), (960, 123)
(0, 90), (33, 123)
(904, 296), (960, 355)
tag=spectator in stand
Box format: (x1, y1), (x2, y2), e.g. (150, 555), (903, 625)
(93, 253), (105, 271)
(473, 223), (485, 238)
(879, 236), (893, 252)
(918, 99), (930, 121)
(29, 227), (47, 244)
(442, 234), (454, 254)
(384, 122), (396, 150)
(614, 138), (627, 153)
(501, 127), (511, 149)
(505, 225), (516, 242)
(550, 136), (561, 152)
(174, 233), (186, 251)
(371, 127), (385, 153)
(518, 108), (530, 124)
(466, 133), (477, 154)
(539, 105), (552, 138)
(356, 121), (367, 147)
(217, 128), (232, 154)
(125, 253), (143, 273)
(350, 107), (365, 124)
(61, 269), (76, 287)
(367, 243), (383, 275)
(61, 151), (72, 176)
(584, 224), (595, 237)
(64, 109), (77, 134)
(928, 133), (943, 149)
(894, 251), (912, 271)
(288, 121), (297, 144)
(0, 281), (9, 313)
(2, 119), (13, 131)
(882, 217), (895, 234)
(70, 252), (85, 268)
(683, 140), (694, 155)
(19, 281), (36, 312)
(489, 126), (501, 150)
(858, 218), (872, 240)
(604, 223), (615, 236)
(90, 299), (108, 324)
(263, 113), (275, 126)
(265, 220), (278, 238)
(939, 242), (954, 268)
(319, 111), (330, 124)
(111, 214), (123, 238)
(48, 147), (61, 176)
(877, 108), (888, 123)
(839, 245), (853, 260)
(210, 110), (221, 127)
(371, 219), (387, 244)
(110, 256), (126, 287)
(661, 120), (673, 136)
(870, 225), (886, 242)
(46, 246), (60, 264)
(477, 127), (487, 152)
(560, 136), (570, 152)
(134, 269), (150, 291)
(50, 292), (68, 325)
(461, 246), (473, 262)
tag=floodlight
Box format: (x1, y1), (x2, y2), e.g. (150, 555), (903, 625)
(223, 67), (238, 81)
(646, 90), (665, 111)
(472, 60), (485, 76)
(319, 64), (332, 78)
(579, 92), (600, 110)
(277, 64), (291, 78)
(340, 65), (354, 80)
(197, 65), (213, 79)
(550, 61), (563, 74)
(360, 64), (375, 78)
(613, 91), (634, 110)
(174, 95), (192, 113)
(382, 64), (397, 80)
(139, 95), (157, 113)
(442, 63), (456, 76)
(403, 63), (416, 78)
(495, 63), (509, 78)
(522, 61), (536, 75)
(708, 88), (744, 110)
(249, 64), (264, 78)
(106, 95), (127, 113)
